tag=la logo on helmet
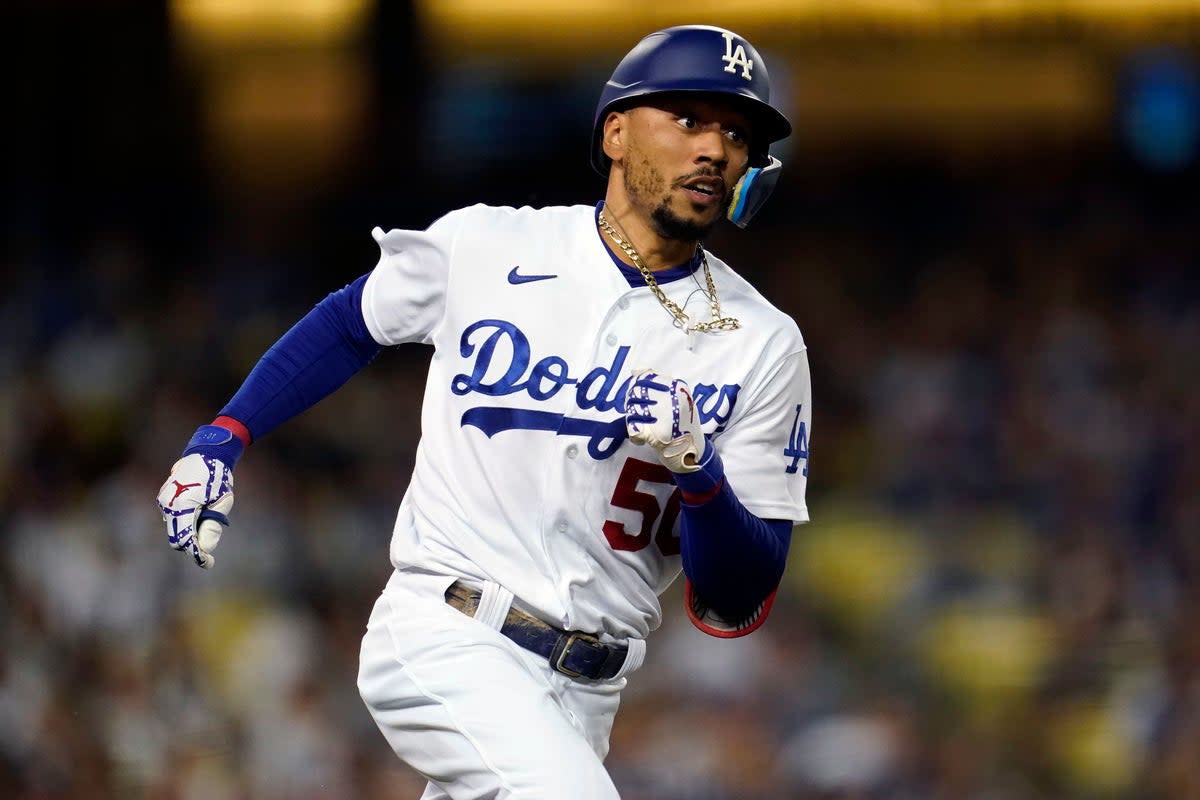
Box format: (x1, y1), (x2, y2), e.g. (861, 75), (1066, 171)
(720, 32), (753, 80)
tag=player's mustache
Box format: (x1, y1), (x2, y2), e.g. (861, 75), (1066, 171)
(672, 170), (729, 203)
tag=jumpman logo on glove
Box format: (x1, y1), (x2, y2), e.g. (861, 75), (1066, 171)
(168, 480), (201, 506)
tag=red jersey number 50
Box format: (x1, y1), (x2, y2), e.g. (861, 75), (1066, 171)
(603, 458), (681, 556)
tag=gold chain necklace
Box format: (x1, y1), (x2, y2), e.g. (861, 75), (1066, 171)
(597, 211), (740, 333)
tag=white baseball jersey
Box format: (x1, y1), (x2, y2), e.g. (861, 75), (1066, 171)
(361, 203), (811, 641)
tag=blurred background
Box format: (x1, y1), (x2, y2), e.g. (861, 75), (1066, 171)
(3, 1), (1199, 798)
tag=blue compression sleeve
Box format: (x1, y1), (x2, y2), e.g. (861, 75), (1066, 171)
(219, 273), (384, 440)
(673, 446), (792, 622)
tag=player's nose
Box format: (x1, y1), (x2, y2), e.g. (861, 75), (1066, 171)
(692, 126), (729, 166)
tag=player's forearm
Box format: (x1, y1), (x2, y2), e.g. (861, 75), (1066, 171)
(219, 273), (383, 440)
(673, 447), (792, 621)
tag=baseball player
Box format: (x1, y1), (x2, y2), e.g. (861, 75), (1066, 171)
(157, 24), (811, 798)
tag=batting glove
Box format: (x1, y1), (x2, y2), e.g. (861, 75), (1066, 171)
(156, 424), (242, 569)
(624, 369), (708, 473)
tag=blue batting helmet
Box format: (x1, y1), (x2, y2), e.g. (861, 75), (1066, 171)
(590, 25), (792, 175)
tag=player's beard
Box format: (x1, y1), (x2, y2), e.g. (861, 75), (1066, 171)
(650, 200), (713, 242)
(623, 150), (724, 242)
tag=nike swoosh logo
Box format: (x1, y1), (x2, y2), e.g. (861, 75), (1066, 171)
(507, 266), (558, 285)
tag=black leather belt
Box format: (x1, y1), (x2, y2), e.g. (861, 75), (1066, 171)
(444, 580), (628, 681)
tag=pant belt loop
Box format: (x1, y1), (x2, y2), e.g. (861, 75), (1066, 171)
(612, 637), (646, 680)
(474, 580), (515, 631)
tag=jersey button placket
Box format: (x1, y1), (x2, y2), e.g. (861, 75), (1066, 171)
(566, 444), (579, 459)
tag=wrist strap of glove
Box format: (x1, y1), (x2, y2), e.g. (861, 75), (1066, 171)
(671, 442), (725, 505)
(182, 418), (248, 469)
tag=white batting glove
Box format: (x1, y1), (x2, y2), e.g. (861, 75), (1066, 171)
(624, 369), (708, 473)
(157, 453), (235, 569)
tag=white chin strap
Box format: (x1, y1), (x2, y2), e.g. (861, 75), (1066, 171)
(726, 156), (782, 229)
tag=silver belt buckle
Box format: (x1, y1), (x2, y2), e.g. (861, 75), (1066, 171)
(553, 631), (599, 679)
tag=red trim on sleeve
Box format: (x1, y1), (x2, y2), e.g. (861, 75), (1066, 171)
(212, 415), (252, 446)
(684, 578), (777, 639)
(679, 477), (724, 506)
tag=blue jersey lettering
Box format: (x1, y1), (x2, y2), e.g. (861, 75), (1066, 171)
(451, 319), (741, 459)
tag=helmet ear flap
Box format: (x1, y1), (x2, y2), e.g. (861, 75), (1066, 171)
(727, 156), (782, 228)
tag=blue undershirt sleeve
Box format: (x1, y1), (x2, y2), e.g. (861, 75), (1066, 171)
(219, 273), (384, 441)
(672, 445), (793, 623)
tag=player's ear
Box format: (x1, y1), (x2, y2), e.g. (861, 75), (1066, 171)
(601, 111), (627, 164)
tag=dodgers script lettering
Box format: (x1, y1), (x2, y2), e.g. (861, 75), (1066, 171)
(451, 319), (741, 459)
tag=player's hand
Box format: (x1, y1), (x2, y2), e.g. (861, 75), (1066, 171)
(624, 369), (707, 473)
(156, 453), (235, 569)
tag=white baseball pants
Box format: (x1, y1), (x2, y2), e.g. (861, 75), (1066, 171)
(358, 570), (626, 799)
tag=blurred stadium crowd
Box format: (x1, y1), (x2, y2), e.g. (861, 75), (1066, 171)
(3, 5), (1200, 800)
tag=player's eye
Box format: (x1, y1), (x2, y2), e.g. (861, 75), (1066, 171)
(724, 128), (747, 145)
(676, 115), (699, 130)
